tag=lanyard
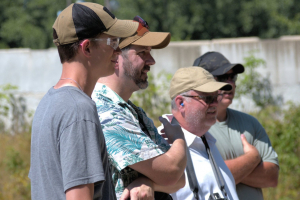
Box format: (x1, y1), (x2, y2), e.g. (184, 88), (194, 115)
(171, 116), (229, 200)
(201, 136), (229, 200)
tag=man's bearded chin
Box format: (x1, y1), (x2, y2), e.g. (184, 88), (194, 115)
(136, 65), (150, 89)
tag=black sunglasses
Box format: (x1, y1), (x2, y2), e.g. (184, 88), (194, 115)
(182, 94), (223, 105)
(215, 73), (238, 82)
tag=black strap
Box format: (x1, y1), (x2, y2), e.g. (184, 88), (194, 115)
(171, 117), (199, 200)
(172, 116), (229, 200)
(126, 101), (151, 138)
(126, 101), (173, 200)
(201, 136), (228, 199)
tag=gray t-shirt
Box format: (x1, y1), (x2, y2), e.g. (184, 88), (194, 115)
(29, 86), (116, 200)
(209, 108), (279, 200)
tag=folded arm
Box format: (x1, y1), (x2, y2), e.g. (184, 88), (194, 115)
(129, 138), (186, 186)
(225, 153), (261, 184)
(241, 161), (279, 188)
(225, 134), (261, 184)
(130, 117), (187, 187)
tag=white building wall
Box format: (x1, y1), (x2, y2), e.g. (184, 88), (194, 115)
(1, 36), (300, 112)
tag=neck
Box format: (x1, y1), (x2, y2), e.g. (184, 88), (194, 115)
(216, 104), (228, 122)
(55, 61), (98, 97)
(98, 74), (135, 102)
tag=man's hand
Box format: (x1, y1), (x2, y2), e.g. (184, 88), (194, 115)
(241, 134), (261, 163)
(159, 116), (185, 144)
(120, 177), (154, 200)
(224, 134), (262, 184)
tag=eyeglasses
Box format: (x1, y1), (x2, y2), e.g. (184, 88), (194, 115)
(133, 15), (150, 36)
(215, 73), (238, 82)
(89, 37), (120, 50)
(182, 94), (223, 105)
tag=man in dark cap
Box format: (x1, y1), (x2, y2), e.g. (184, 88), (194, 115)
(193, 52), (279, 200)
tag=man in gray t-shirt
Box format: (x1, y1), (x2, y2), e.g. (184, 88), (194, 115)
(30, 86), (116, 200)
(193, 52), (279, 200)
(29, 2), (144, 200)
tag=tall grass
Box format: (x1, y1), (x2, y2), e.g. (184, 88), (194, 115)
(0, 130), (31, 200)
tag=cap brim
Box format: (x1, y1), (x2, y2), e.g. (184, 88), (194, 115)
(131, 32), (171, 49)
(211, 63), (244, 76)
(194, 82), (232, 93)
(104, 20), (139, 38)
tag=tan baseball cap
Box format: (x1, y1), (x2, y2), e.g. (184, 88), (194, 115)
(169, 67), (232, 99)
(53, 2), (139, 46)
(119, 16), (171, 49)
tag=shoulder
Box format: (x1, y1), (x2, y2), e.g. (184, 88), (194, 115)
(40, 87), (96, 118)
(228, 108), (261, 124)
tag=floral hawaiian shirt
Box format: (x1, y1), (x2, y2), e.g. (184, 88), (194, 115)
(92, 83), (170, 199)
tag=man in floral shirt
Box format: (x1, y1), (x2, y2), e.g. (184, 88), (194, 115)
(92, 16), (187, 200)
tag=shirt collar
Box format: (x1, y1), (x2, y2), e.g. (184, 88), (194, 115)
(180, 128), (197, 147)
(162, 114), (216, 147)
(93, 83), (127, 105)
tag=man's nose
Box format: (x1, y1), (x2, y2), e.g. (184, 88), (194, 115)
(146, 54), (156, 65)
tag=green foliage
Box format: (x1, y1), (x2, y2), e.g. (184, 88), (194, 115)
(1, 0), (300, 48)
(235, 51), (283, 109)
(0, 84), (30, 134)
(251, 104), (300, 199)
(0, 84), (31, 199)
(0, 0), (105, 49)
(130, 71), (172, 126)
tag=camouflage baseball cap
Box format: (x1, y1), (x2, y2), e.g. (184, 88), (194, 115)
(193, 52), (244, 76)
(169, 67), (232, 99)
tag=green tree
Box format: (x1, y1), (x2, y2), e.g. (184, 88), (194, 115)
(251, 104), (300, 199)
(114, 0), (300, 40)
(0, 0), (105, 49)
(0, 84), (30, 134)
(2, 0), (300, 49)
(235, 51), (283, 109)
(130, 71), (172, 126)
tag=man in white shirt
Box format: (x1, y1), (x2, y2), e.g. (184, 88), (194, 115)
(158, 67), (239, 200)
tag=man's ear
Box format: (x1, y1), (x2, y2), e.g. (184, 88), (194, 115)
(79, 39), (92, 57)
(175, 96), (185, 111)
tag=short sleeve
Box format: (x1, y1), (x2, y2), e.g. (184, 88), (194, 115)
(59, 120), (105, 192)
(252, 120), (279, 166)
(100, 105), (168, 171)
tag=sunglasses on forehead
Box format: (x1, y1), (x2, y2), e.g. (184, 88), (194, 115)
(215, 73), (238, 82)
(182, 94), (223, 105)
(133, 15), (149, 36)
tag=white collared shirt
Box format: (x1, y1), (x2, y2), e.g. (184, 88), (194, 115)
(158, 114), (239, 200)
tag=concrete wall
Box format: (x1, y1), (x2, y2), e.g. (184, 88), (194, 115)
(1, 36), (300, 112)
